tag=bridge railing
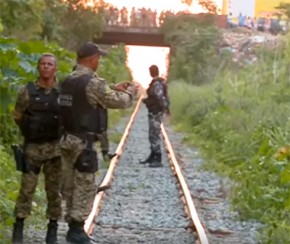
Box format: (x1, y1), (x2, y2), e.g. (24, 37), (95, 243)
(103, 7), (227, 29)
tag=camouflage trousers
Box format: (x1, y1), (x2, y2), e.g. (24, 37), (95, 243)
(14, 156), (62, 220)
(97, 130), (109, 153)
(148, 111), (164, 154)
(60, 134), (98, 223)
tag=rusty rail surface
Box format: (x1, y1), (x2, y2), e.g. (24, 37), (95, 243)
(161, 124), (209, 244)
(85, 95), (209, 244)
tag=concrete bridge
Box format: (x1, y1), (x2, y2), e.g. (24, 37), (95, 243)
(93, 14), (227, 47)
(93, 25), (169, 47)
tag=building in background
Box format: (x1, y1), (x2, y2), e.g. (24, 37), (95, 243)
(255, 0), (290, 18)
(222, 0), (290, 18)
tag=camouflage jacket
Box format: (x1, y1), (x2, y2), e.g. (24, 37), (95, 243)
(72, 64), (133, 109)
(13, 81), (60, 160)
(143, 77), (170, 114)
(60, 64), (134, 150)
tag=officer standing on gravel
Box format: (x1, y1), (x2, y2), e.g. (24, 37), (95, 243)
(12, 53), (61, 244)
(140, 65), (170, 168)
(59, 42), (138, 244)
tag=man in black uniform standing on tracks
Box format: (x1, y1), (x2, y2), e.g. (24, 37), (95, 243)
(140, 64), (170, 168)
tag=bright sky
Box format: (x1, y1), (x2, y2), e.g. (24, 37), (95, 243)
(126, 45), (170, 89)
(104, 0), (223, 14)
(102, 0), (223, 88)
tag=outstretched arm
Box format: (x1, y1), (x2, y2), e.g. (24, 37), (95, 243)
(86, 77), (138, 109)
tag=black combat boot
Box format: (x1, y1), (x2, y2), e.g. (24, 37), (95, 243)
(66, 221), (91, 244)
(139, 151), (155, 164)
(102, 150), (117, 160)
(45, 220), (58, 244)
(149, 152), (163, 168)
(12, 218), (24, 244)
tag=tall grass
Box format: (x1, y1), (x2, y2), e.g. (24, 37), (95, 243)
(169, 37), (290, 242)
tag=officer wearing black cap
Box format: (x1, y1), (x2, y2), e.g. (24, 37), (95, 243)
(59, 42), (138, 244)
(77, 42), (107, 58)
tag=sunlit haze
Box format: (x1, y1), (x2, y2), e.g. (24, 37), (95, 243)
(101, 0), (223, 88)
(126, 46), (170, 89)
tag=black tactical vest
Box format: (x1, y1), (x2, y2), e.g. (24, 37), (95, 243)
(97, 105), (108, 132)
(59, 74), (100, 135)
(146, 77), (168, 114)
(21, 82), (60, 143)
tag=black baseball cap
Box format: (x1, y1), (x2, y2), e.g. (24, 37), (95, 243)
(77, 42), (107, 58)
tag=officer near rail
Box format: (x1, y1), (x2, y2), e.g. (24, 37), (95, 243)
(96, 105), (117, 161)
(59, 42), (138, 244)
(71, 65), (116, 162)
(140, 64), (170, 168)
(11, 53), (61, 244)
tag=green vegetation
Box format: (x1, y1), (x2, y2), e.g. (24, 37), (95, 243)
(0, 37), (75, 238)
(0, 0), (108, 50)
(0, 33), (131, 239)
(2, 0), (289, 242)
(161, 14), (224, 85)
(164, 14), (290, 242)
(275, 2), (290, 19)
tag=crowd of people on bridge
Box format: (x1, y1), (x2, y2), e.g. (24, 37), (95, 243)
(105, 6), (177, 27)
(104, 5), (286, 36)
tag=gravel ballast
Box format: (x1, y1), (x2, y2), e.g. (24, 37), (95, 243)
(5, 104), (261, 243)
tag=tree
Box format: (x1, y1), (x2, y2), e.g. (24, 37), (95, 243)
(181, 0), (218, 14)
(41, 0), (68, 43)
(59, 0), (108, 49)
(0, 0), (108, 50)
(42, 0), (109, 49)
(0, 0), (46, 40)
(161, 14), (222, 84)
(275, 2), (290, 19)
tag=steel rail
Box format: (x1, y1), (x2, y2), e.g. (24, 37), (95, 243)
(85, 95), (208, 244)
(161, 123), (209, 244)
(84, 96), (143, 234)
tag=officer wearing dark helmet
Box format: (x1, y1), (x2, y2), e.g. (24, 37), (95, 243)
(140, 64), (170, 168)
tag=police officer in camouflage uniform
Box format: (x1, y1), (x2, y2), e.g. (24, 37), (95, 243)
(59, 42), (138, 244)
(71, 66), (115, 162)
(140, 65), (170, 168)
(12, 53), (61, 244)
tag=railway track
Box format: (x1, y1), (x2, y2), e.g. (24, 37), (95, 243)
(84, 97), (208, 244)
(15, 97), (261, 244)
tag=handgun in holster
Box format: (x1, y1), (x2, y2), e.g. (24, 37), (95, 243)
(75, 132), (98, 173)
(11, 144), (27, 173)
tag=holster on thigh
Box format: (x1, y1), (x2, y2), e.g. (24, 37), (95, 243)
(25, 158), (41, 175)
(75, 133), (98, 173)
